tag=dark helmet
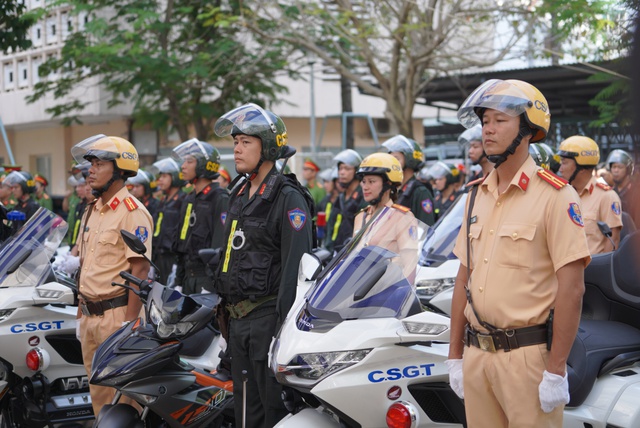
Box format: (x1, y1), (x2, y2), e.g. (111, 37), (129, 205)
(4, 171), (36, 194)
(606, 149), (635, 176)
(71, 161), (91, 184)
(333, 149), (363, 169)
(381, 135), (424, 171)
(172, 138), (221, 180)
(214, 103), (288, 162)
(150, 157), (186, 188)
(429, 162), (460, 186)
(126, 169), (157, 195)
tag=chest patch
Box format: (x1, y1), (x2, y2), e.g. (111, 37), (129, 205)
(288, 208), (307, 231)
(567, 203), (584, 227)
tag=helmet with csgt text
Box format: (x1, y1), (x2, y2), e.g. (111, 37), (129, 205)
(356, 153), (403, 186)
(150, 157), (186, 188)
(172, 139), (221, 180)
(4, 171), (36, 194)
(457, 79), (550, 143)
(214, 103), (287, 162)
(381, 135), (424, 171)
(71, 135), (139, 178)
(557, 136), (600, 167)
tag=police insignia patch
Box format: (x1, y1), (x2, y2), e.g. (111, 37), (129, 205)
(421, 199), (433, 214)
(612, 201), (621, 216)
(567, 203), (584, 227)
(221, 212), (227, 225)
(135, 226), (149, 243)
(288, 208), (307, 231)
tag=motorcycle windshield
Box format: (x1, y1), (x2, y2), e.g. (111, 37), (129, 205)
(419, 192), (467, 267)
(0, 208), (68, 287)
(300, 207), (427, 331)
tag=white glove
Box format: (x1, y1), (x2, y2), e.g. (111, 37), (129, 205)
(539, 370), (569, 413)
(75, 318), (82, 341)
(445, 359), (464, 399)
(201, 288), (211, 294)
(174, 285), (183, 293)
(60, 254), (80, 275)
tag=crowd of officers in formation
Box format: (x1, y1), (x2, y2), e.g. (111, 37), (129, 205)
(0, 87), (638, 427)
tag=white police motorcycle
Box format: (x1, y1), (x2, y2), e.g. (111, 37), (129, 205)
(271, 205), (640, 427)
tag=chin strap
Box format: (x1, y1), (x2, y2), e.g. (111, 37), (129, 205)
(92, 170), (122, 198)
(368, 183), (393, 207)
(247, 157), (265, 181)
(472, 151), (487, 166)
(486, 121), (532, 169)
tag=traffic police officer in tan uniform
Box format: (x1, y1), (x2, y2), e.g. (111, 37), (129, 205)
(72, 135), (152, 416)
(558, 136), (622, 254)
(446, 79), (591, 428)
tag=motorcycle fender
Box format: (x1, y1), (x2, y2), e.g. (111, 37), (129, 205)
(275, 408), (339, 427)
(607, 382), (640, 427)
(94, 403), (144, 428)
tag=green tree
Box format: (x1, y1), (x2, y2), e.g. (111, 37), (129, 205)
(241, 0), (620, 139)
(27, 0), (294, 141)
(0, 0), (38, 54)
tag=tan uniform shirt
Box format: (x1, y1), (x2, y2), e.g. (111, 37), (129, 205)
(453, 157), (591, 330)
(78, 186), (153, 300)
(578, 176), (623, 254)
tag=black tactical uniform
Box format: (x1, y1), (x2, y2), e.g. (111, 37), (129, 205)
(217, 168), (313, 427)
(141, 195), (161, 226)
(324, 186), (366, 252)
(69, 197), (88, 247)
(397, 176), (436, 226)
(14, 197), (41, 220)
(152, 190), (185, 284)
(173, 183), (228, 294)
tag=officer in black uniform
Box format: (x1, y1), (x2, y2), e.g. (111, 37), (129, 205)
(127, 169), (160, 224)
(382, 134), (436, 226)
(172, 139), (229, 294)
(431, 161), (462, 218)
(4, 171), (41, 220)
(68, 162), (93, 248)
(214, 103), (313, 428)
(150, 157), (186, 285)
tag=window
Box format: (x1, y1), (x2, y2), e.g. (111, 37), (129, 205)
(3, 63), (15, 91)
(18, 60), (28, 88)
(78, 12), (88, 31)
(46, 16), (57, 43)
(32, 24), (43, 47)
(32, 56), (42, 84)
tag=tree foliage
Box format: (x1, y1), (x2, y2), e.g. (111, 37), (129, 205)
(240, 0), (622, 138)
(27, 0), (294, 141)
(0, 0), (38, 54)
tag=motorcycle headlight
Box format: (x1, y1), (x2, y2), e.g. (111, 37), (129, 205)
(402, 321), (448, 335)
(149, 301), (196, 339)
(275, 349), (371, 389)
(415, 277), (455, 300)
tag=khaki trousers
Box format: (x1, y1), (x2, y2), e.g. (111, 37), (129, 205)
(463, 343), (564, 428)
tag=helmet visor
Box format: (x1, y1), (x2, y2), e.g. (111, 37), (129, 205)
(126, 170), (151, 186)
(457, 79), (532, 129)
(150, 157), (182, 176)
(458, 124), (483, 146)
(3, 171), (27, 186)
(214, 103), (277, 138)
(381, 135), (414, 154)
(70, 134), (118, 164)
(428, 162), (451, 180)
(172, 139), (212, 162)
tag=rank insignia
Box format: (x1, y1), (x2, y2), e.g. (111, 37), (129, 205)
(109, 197), (120, 210)
(568, 203), (584, 227)
(421, 199), (433, 214)
(288, 208), (307, 231)
(123, 197), (138, 211)
(612, 201), (621, 216)
(135, 226), (149, 243)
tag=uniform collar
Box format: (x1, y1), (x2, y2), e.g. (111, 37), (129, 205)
(95, 186), (130, 211)
(578, 176), (597, 196)
(482, 156), (536, 193)
(238, 166), (278, 197)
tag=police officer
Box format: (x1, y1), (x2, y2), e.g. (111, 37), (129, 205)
(447, 79), (591, 428)
(302, 158), (326, 208)
(127, 169), (160, 224)
(430, 162), (461, 218)
(172, 138), (229, 295)
(324, 149), (367, 252)
(71, 135), (152, 416)
(68, 162), (93, 248)
(0, 174), (18, 210)
(150, 157), (186, 285)
(462, 124), (494, 182)
(34, 174), (54, 211)
(213, 103), (313, 427)
(382, 135), (436, 226)
(606, 149), (637, 222)
(558, 136), (622, 254)
(4, 171), (41, 219)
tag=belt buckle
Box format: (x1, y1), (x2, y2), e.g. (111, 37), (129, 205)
(80, 304), (90, 317)
(477, 333), (497, 352)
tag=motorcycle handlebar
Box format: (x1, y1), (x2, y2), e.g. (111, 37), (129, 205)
(119, 271), (144, 287)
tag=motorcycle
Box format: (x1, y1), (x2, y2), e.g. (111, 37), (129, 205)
(271, 205), (640, 427)
(0, 208), (94, 427)
(90, 230), (233, 428)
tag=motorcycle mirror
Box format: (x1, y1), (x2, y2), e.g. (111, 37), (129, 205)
(300, 252), (322, 281)
(597, 221), (612, 238)
(120, 230), (147, 254)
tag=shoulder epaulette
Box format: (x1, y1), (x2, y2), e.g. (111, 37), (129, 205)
(123, 197), (139, 211)
(537, 169), (567, 190)
(596, 182), (612, 191)
(467, 176), (486, 187)
(392, 203), (411, 213)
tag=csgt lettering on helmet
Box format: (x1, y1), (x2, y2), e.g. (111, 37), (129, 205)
(121, 151), (138, 160)
(534, 100), (548, 112)
(276, 132), (288, 147)
(206, 161), (219, 172)
(581, 150), (599, 157)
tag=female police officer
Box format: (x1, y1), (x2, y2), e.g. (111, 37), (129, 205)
(214, 103), (313, 427)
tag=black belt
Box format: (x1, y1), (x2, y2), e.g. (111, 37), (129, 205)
(465, 323), (547, 352)
(80, 294), (128, 316)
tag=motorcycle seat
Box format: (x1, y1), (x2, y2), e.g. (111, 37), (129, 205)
(180, 323), (218, 358)
(567, 319), (640, 407)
